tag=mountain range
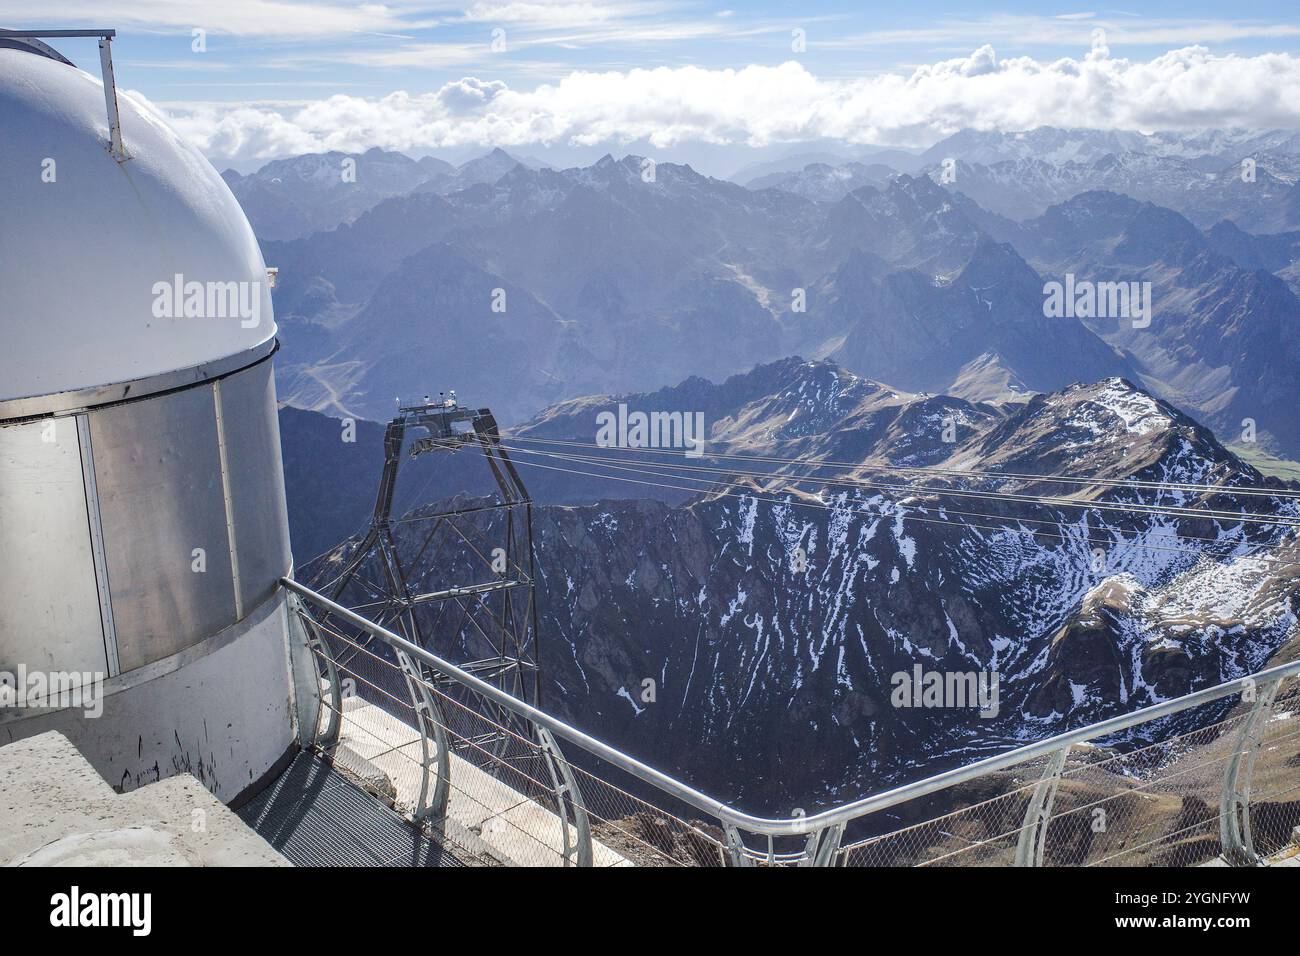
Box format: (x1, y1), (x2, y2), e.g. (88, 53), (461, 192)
(975, 191), (1300, 456)
(243, 131), (1300, 463)
(247, 124), (1300, 812)
(291, 359), (1300, 810)
(223, 147), (533, 241)
(758, 127), (1300, 230)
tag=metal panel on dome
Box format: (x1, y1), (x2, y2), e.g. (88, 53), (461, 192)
(217, 360), (293, 613)
(89, 385), (238, 671)
(0, 35), (76, 65)
(0, 417), (108, 676)
(0, 46), (276, 403)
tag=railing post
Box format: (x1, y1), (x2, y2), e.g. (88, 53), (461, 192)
(536, 725), (593, 867)
(288, 597), (342, 752)
(1219, 677), (1281, 866)
(799, 822), (846, 867)
(1015, 745), (1070, 866)
(395, 650), (452, 826)
(723, 825), (752, 867)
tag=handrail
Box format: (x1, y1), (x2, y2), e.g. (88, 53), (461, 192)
(282, 577), (1300, 838)
(283, 577), (738, 824)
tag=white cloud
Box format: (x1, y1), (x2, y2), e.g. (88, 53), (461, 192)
(0, 0), (690, 39)
(457, 1), (678, 28)
(0, 0), (441, 37)
(153, 44), (1300, 165)
(436, 76), (510, 113)
(825, 15), (1300, 50)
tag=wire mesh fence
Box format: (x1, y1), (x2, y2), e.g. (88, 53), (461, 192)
(301, 606), (727, 867)
(287, 580), (1300, 868)
(837, 677), (1300, 867)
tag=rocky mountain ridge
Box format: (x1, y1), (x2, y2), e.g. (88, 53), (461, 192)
(297, 361), (1300, 810)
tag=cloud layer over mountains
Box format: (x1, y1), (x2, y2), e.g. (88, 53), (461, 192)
(154, 44), (1300, 166)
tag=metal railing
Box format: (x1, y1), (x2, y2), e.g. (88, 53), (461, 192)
(283, 577), (1300, 867)
(286, 580), (728, 865)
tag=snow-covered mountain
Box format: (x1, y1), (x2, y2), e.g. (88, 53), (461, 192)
(410, 147), (531, 196)
(223, 147), (436, 241)
(747, 161), (894, 202)
(978, 191), (1300, 458)
(224, 147), (534, 241)
(299, 359), (1300, 810)
(921, 127), (1158, 167)
(748, 127), (1300, 230)
(256, 150), (1300, 462)
(926, 154), (1299, 229)
(922, 126), (1300, 173)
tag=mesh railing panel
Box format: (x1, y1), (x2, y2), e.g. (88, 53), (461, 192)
(307, 614), (726, 867)
(838, 677), (1300, 868)
(290, 588), (1300, 868)
(837, 755), (1054, 867)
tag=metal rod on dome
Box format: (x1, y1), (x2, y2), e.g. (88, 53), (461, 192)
(97, 35), (126, 161)
(0, 29), (126, 161)
(0, 29), (117, 37)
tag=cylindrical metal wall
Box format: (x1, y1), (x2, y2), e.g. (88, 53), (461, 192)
(0, 39), (299, 804)
(0, 351), (298, 802)
(0, 416), (107, 677)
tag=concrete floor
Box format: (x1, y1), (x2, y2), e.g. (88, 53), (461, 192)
(334, 696), (632, 866)
(0, 731), (287, 866)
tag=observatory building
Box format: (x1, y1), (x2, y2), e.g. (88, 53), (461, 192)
(0, 33), (300, 805)
(3, 29), (1297, 872)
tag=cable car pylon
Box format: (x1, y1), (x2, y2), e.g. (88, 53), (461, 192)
(322, 393), (542, 730)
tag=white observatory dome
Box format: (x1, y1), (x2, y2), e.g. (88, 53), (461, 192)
(0, 34), (301, 807)
(0, 45), (275, 403)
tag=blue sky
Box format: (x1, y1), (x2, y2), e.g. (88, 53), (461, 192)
(7, 2), (1300, 171)
(12, 2), (1300, 100)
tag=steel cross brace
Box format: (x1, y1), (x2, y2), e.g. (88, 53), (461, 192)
(537, 725), (594, 867)
(1220, 677), (1282, 866)
(1015, 744), (1071, 866)
(396, 650), (453, 827)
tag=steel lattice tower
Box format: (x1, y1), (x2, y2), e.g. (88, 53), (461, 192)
(310, 397), (542, 734)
